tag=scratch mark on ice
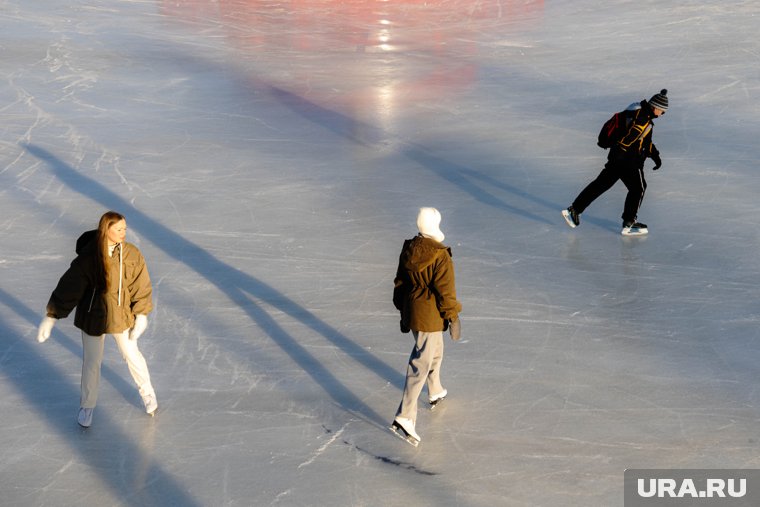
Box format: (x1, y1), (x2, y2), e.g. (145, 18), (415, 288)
(272, 489), (292, 504)
(297, 423), (347, 468)
(696, 81), (741, 102)
(351, 443), (438, 476)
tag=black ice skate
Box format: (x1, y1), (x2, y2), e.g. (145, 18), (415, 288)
(621, 221), (648, 236)
(562, 206), (580, 228)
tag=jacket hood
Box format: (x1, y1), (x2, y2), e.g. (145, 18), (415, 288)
(76, 230), (98, 255)
(638, 99), (655, 119)
(403, 234), (450, 272)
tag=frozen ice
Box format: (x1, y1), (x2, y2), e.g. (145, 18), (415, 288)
(2, 0), (760, 505)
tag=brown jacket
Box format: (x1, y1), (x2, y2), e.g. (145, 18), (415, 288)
(46, 230), (153, 336)
(393, 234), (461, 333)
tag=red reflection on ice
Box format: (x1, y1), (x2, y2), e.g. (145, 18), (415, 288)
(160, 1), (543, 115)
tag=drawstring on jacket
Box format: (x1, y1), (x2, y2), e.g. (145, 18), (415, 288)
(117, 243), (123, 306)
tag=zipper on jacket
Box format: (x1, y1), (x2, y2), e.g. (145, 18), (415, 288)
(88, 288), (96, 312)
(117, 243), (123, 306)
(618, 108), (653, 153)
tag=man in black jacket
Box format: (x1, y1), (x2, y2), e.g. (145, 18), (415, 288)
(562, 89), (669, 236)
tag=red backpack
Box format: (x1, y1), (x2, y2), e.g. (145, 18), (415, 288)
(597, 103), (640, 149)
(597, 111), (626, 149)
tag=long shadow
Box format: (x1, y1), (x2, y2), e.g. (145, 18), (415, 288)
(266, 82), (631, 232)
(402, 145), (555, 225)
(449, 154), (622, 232)
(266, 85), (387, 147)
(266, 83), (558, 225)
(0, 287), (202, 507)
(24, 143), (396, 428)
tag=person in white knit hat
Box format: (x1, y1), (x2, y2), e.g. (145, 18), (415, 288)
(390, 207), (462, 446)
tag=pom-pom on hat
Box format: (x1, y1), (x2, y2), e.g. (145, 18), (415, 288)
(417, 207), (445, 243)
(649, 89), (669, 111)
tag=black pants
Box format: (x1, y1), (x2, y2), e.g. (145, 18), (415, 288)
(572, 152), (647, 224)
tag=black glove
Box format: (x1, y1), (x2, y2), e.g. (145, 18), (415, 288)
(400, 319), (410, 334)
(651, 153), (662, 170)
(449, 319), (461, 341)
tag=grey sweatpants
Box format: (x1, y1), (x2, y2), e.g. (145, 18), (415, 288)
(396, 330), (445, 423)
(81, 331), (155, 408)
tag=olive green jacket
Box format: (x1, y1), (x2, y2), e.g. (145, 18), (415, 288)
(393, 234), (461, 333)
(46, 230), (153, 336)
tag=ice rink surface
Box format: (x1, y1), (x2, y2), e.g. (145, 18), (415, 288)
(2, 0), (760, 505)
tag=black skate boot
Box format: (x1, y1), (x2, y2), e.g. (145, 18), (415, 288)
(622, 220), (648, 236)
(562, 206), (580, 228)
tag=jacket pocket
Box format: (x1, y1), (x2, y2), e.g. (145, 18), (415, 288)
(123, 260), (138, 284)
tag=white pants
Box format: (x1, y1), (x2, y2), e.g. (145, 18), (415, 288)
(81, 331), (155, 408)
(396, 330), (445, 424)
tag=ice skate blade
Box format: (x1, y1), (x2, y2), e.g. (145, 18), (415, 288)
(621, 227), (648, 236)
(390, 422), (420, 447)
(561, 210), (577, 228)
(429, 397), (446, 411)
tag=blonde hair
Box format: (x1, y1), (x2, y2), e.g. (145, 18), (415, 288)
(96, 211), (125, 290)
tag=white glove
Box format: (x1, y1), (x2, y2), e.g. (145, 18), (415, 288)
(129, 314), (148, 341)
(37, 316), (56, 343)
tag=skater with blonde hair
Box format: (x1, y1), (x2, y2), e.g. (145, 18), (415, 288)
(37, 211), (158, 427)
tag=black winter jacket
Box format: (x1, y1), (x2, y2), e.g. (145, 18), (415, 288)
(612, 100), (660, 167)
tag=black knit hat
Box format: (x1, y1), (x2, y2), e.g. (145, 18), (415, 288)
(649, 89), (668, 111)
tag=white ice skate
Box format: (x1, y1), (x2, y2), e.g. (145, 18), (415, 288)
(77, 407), (93, 428)
(390, 417), (421, 447)
(429, 389), (447, 410)
(142, 394), (158, 416)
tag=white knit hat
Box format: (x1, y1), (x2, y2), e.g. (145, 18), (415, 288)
(416, 207), (445, 243)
